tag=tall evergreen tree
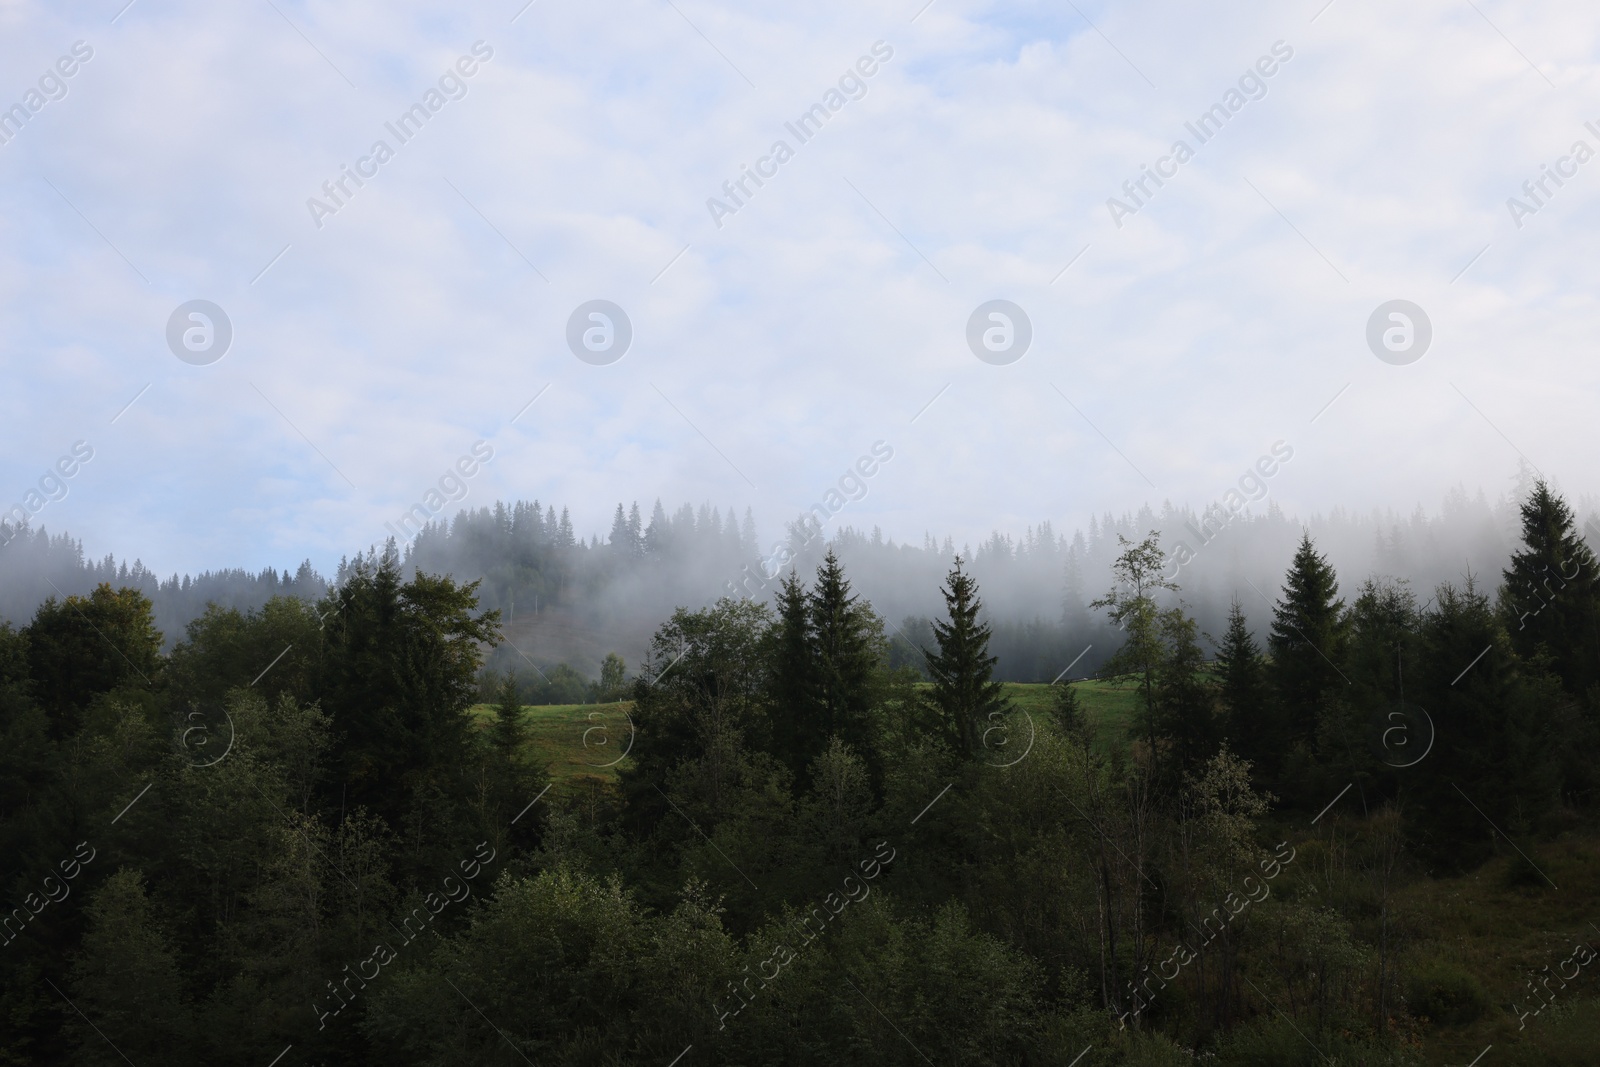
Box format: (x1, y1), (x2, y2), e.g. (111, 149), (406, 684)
(1500, 480), (1600, 698)
(608, 504), (632, 554)
(1216, 601), (1273, 769)
(924, 557), (1009, 757)
(807, 551), (884, 778)
(766, 570), (820, 782)
(1268, 533), (1346, 747)
(1154, 607), (1219, 783)
(1412, 580), (1560, 860)
(491, 675), (525, 753)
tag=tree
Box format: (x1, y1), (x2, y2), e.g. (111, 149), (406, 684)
(924, 557), (1009, 757)
(492, 675), (525, 753)
(1499, 480), (1600, 698)
(1091, 533), (1177, 767)
(64, 870), (194, 1065)
(1268, 533), (1346, 749)
(314, 557), (500, 821)
(26, 584), (162, 736)
(1216, 601), (1273, 770)
(807, 551), (884, 780)
(765, 570), (819, 783)
(1050, 681), (1089, 743)
(1411, 579), (1560, 860)
(597, 652), (627, 701)
(1153, 607), (1218, 783)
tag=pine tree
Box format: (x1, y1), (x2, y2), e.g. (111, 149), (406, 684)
(1154, 607), (1218, 783)
(1500, 480), (1600, 697)
(1268, 533), (1346, 747)
(1050, 681), (1090, 744)
(1216, 601), (1274, 771)
(767, 570), (820, 782)
(924, 557), (1009, 757)
(808, 551), (883, 775)
(627, 502), (643, 553)
(492, 675), (525, 752)
(608, 504), (631, 553)
(1413, 580), (1559, 860)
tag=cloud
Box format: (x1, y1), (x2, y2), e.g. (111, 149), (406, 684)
(0, 0), (1595, 575)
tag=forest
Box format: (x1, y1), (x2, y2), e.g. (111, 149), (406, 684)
(0, 480), (1597, 1065)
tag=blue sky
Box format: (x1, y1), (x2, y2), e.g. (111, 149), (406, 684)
(0, 0), (1595, 576)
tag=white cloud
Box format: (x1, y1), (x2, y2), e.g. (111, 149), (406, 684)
(0, 0), (1595, 576)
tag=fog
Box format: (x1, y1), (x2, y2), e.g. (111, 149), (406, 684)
(6, 467), (1589, 684)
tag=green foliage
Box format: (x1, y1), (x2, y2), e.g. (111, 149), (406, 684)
(26, 584), (161, 735)
(491, 675), (524, 753)
(807, 551), (887, 776)
(924, 556), (1010, 758)
(1501, 480), (1600, 697)
(1268, 534), (1346, 754)
(64, 870), (194, 1064)
(1217, 600), (1274, 768)
(597, 651), (628, 701)
(8, 487), (1600, 1066)
(165, 595), (321, 712)
(314, 556), (500, 820)
(1153, 607), (1218, 784)
(1404, 959), (1488, 1025)
(1092, 532), (1178, 767)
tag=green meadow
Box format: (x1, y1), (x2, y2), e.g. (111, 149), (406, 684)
(470, 679), (1146, 797)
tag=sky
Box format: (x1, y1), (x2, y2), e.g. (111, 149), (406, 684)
(1, 0), (1596, 577)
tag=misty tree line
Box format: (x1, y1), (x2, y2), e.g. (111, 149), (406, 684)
(1, 473), (1569, 683)
(0, 482), (1596, 1063)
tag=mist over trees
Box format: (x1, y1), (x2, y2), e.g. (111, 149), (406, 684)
(2, 471), (1591, 689)
(2, 480), (1597, 1063)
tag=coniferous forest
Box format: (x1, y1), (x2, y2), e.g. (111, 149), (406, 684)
(1, 482), (1598, 1065)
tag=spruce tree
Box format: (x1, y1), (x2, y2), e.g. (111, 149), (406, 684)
(766, 569), (820, 782)
(1413, 580), (1559, 860)
(807, 551), (883, 775)
(492, 674), (525, 753)
(1050, 681), (1089, 743)
(1216, 601), (1274, 771)
(924, 557), (1009, 757)
(1268, 533), (1346, 746)
(1500, 480), (1600, 697)
(1154, 607), (1218, 783)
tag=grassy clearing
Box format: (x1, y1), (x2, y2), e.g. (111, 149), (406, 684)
(469, 701), (632, 794)
(469, 680), (1147, 798)
(1003, 679), (1140, 745)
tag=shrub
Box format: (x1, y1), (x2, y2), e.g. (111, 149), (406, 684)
(1405, 959), (1489, 1026)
